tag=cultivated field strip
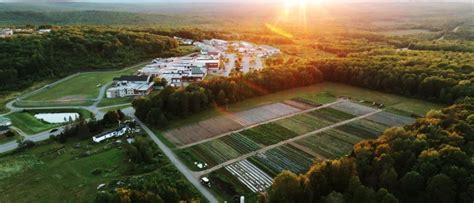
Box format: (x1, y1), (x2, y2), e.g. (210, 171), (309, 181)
(250, 144), (315, 175)
(365, 111), (416, 126)
(178, 100), (342, 149)
(166, 102), (310, 146)
(225, 159), (273, 193)
(197, 109), (382, 176)
(231, 103), (301, 126)
(331, 100), (379, 116)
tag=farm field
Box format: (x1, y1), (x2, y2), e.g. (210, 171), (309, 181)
(191, 99), (419, 196)
(20, 61), (147, 104)
(164, 102), (308, 146)
(162, 82), (442, 130)
(6, 108), (93, 135)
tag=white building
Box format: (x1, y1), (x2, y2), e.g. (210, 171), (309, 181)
(93, 126), (130, 143)
(38, 29), (51, 34)
(0, 29), (13, 38)
(106, 75), (154, 98)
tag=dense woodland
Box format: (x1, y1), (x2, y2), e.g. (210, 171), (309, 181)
(314, 49), (474, 104)
(0, 27), (178, 92)
(264, 98), (474, 203)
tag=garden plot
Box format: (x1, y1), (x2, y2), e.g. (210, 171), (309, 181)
(336, 119), (387, 140)
(295, 131), (355, 159)
(274, 113), (334, 135)
(240, 123), (299, 146)
(183, 133), (262, 167)
(231, 103), (301, 126)
(164, 102), (303, 146)
(366, 111), (416, 126)
(225, 159), (273, 193)
(330, 100), (378, 116)
(164, 116), (243, 146)
(308, 107), (356, 123)
(249, 145), (315, 176)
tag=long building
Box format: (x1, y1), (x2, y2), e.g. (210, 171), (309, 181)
(106, 75), (154, 98)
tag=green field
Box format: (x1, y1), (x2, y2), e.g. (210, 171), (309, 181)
(20, 61), (148, 105)
(6, 108), (93, 135)
(0, 140), (129, 202)
(0, 134), (203, 202)
(97, 97), (134, 108)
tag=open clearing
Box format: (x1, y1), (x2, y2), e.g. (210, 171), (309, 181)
(20, 62), (147, 104)
(0, 140), (128, 202)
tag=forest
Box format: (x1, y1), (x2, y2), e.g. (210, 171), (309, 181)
(313, 49), (474, 104)
(263, 98), (474, 203)
(0, 27), (179, 92)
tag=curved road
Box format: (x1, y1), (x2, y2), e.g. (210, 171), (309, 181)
(0, 60), (219, 202)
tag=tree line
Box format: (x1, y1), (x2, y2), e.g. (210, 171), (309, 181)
(263, 98), (474, 203)
(0, 26), (178, 93)
(133, 60), (324, 128)
(312, 49), (474, 104)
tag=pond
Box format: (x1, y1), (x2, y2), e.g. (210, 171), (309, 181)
(34, 113), (80, 124)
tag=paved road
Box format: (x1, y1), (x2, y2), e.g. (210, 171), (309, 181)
(0, 126), (64, 154)
(196, 109), (383, 176)
(0, 61), (150, 153)
(134, 116), (219, 203)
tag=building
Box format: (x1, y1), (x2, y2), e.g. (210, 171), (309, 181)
(0, 28), (13, 38)
(106, 75), (154, 98)
(37, 29), (51, 34)
(92, 126), (131, 143)
(0, 116), (12, 134)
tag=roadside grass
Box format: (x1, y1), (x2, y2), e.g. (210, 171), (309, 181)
(0, 133), (20, 145)
(21, 61), (148, 103)
(99, 104), (133, 113)
(0, 139), (128, 202)
(164, 82), (443, 130)
(6, 108), (94, 135)
(97, 97), (134, 108)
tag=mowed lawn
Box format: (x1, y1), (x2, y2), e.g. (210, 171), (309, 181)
(0, 140), (128, 202)
(163, 82), (444, 130)
(7, 112), (60, 135)
(7, 109), (94, 135)
(23, 62), (147, 102)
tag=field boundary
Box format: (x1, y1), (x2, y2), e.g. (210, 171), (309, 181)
(196, 109), (382, 176)
(178, 100), (343, 149)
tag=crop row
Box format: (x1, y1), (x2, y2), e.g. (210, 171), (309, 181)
(336, 119), (387, 139)
(240, 123), (299, 146)
(366, 111), (416, 127)
(183, 133), (263, 167)
(295, 131), (355, 159)
(308, 107), (356, 123)
(225, 159), (273, 193)
(249, 145), (314, 175)
(274, 113), (334, 135)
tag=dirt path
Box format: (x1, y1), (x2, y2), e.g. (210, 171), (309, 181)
(178, 100), (343, 149)
(196, 109), (382, 176)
